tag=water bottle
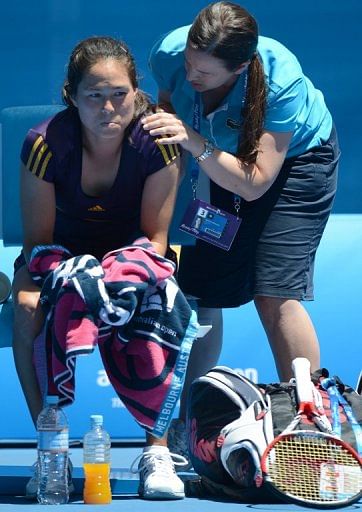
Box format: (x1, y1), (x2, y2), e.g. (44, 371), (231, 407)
(36, 395), (69, 504)
(83, 414), (112, 504)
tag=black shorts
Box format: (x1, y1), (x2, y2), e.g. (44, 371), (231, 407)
(178, 127), (340, 308)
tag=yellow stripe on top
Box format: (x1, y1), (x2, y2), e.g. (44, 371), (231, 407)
(168, 144), (176, 160)
(26, 135), (43, 169)
(26, 136), (52, 178)
(156, 142), (180, 166)
(156, 141), (171, 165)
(38, 150), (52, 179)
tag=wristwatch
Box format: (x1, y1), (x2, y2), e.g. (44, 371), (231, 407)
(194, 139), (215, 162)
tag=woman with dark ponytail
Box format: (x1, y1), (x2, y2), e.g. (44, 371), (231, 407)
(144, 2), (339, 467)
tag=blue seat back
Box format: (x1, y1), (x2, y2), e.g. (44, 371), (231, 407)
(1, 105), (65, 246)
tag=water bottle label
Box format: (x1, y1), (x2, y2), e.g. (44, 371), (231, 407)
(38, 430), (69, 451)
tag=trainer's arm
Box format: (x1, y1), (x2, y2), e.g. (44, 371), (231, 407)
(142, 110), (292, 202)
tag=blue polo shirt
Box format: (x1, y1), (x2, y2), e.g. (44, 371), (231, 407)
(149, 25), (332, 158)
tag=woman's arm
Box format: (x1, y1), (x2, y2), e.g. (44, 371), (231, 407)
(20, 164), (56, 263)
(140, 157), (181, 256)
(142, 111), (292, 202)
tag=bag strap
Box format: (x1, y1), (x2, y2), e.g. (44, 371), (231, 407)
(321, 377), (362, 456)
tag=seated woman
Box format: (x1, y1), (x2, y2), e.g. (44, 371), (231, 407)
(12, 36), (186, 500)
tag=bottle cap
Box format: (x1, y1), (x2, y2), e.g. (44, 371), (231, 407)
(90, 414), (103, 426)
(0, 271), (11, 304)
(45, 395), (59, 405)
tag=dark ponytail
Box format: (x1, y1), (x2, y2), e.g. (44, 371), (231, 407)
(238, 54), (266, 164)
(188, 1), (267, 163)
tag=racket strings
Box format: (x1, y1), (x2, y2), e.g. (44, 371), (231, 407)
(266, 435), (362, 503)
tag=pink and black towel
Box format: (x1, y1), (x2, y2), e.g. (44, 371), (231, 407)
(30, 238), (199, 437)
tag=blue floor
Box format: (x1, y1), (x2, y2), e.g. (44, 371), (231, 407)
(1, 446), (360, 511)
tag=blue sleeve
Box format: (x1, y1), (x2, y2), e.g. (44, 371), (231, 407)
(264, 77), (307, 133)
(149, 34), (172, 91)
(149, 26), (190, 93)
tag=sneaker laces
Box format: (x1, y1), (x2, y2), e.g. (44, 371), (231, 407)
(130, 450), (188, 477)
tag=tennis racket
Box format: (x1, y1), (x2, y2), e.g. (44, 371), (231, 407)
(261, 358), (362, 508)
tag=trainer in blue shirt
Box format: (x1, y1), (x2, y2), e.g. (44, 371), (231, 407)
(142, 1), (339, 467)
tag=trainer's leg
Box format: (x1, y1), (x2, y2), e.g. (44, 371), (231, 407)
(178, 307), (223, 421)
(254, 295), (320, 381)
(12, 265), (44, 426)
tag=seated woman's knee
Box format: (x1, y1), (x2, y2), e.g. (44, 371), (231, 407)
(12, 266), (41, 318)
(12, 289), (43, 345)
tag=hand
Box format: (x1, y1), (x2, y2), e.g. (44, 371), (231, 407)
(141, 111), (204, 156)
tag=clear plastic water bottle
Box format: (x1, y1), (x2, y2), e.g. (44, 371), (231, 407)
(36, 395), (69, 504)
(83, 414), (112, 504)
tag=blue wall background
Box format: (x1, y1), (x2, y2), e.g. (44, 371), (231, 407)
(1, 0), (361, 212)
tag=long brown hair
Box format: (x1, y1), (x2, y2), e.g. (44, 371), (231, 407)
(62, 36), (151, 119)
(188, 2), (266, 164)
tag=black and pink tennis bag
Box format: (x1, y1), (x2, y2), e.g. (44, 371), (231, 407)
(185, 365), (362, 500)
(186, 366), (274, 491)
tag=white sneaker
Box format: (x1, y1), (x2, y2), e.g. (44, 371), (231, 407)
(25, 459), (74, 500)
(167, 419), (193, 471)
(131, 446), (186, 499)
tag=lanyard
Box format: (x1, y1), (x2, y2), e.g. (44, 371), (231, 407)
(190, 92), (203, 199)
(190, 71), (248, 217)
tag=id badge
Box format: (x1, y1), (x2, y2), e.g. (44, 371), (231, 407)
(179, 199), (241, 251)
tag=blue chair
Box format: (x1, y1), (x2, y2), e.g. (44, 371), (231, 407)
(0, 106), (65, 347)
(1, 105), (65, 246)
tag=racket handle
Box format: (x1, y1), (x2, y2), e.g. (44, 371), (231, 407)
(292, 357), (313, 404)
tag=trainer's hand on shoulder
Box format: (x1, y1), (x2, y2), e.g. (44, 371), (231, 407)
(141, 111), (204, 156)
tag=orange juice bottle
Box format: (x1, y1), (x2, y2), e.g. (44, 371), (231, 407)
(83, 415), (112, 504)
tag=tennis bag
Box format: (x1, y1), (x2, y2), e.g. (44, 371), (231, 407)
(185, 366), (362, 501)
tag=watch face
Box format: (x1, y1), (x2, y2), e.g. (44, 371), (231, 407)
(195, 140), (215, 162)
(203, 140), (214, 159)
(205, 140), (214, 152)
